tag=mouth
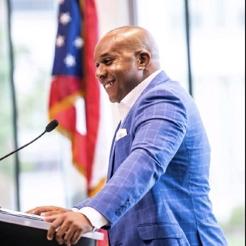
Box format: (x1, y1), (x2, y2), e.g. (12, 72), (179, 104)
(103, 80), (115, 90)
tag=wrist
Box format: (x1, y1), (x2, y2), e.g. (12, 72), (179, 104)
(78, 212), (94, 232)
(78, 207), (108, 229)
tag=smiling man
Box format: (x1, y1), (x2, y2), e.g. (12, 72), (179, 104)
(94, 27), (160, 103)
(29, 26), (227, 246)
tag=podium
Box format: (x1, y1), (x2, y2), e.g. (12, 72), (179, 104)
(0, 208), (103, 246)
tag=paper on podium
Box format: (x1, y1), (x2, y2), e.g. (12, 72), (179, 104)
(0, 207), (103, 241)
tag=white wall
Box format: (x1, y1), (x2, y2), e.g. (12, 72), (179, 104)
(96, 0), (130, 37)
(95, 0), (131, 123)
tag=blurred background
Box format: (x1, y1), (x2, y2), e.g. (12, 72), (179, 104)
(0, 0), (244, 245)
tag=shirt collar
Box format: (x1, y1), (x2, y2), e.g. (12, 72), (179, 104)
(117, 69), (162, 123)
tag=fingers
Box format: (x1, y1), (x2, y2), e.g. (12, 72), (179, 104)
(27, 206), (70, 217)
(27, 206), (60, 215)
(44, 214), (59, 223)
(71, 230), (82, 245)
(42, 210), (67, 217)
(45, 212), (93, 246)
(55, 220), (71, 245)
(46, 214), (73, 245)
(47, 215), (64, 241)
(26, 207), (48, 215)
(64, 226), (82, 245)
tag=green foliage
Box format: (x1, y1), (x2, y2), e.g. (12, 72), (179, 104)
(222, 206), (245, 246)
(224, 206), (245, 231)
(227, 234), (245, 246)
(229, 206), (245, 227)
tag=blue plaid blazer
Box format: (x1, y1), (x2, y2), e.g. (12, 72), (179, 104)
(75, 71), (227, 246)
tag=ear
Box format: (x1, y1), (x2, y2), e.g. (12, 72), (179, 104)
(136, 50), (151, 70)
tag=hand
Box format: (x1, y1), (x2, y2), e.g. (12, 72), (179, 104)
(27, 206), (70, 217)
(45, 211), (93, 246)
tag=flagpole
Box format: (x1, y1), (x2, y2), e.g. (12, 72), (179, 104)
(6, 0), (21, 211)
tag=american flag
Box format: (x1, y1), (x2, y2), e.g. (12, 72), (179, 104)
(49, 1), (110, 245)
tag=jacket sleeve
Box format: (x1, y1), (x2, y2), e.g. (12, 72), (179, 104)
(79, 89), (188, 227)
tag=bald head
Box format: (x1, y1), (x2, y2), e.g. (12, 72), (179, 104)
(95, 26), (160, 72)
(108, 26), (159, 56)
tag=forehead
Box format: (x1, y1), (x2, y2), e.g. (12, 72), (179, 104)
(94, 37), (115, 58)
(94, 34), (134, 60)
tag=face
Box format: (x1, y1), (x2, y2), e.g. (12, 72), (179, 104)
(94, 35), (142, 103)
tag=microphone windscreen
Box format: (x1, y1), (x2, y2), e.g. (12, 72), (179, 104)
(45, 120), (59, 132)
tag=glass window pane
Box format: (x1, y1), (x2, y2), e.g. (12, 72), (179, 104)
(0, 0), (16, 210)
(136, 0), (245, 244)
(10, 0), (67, 211)
(190, 1), (245, 241)
(1, 0), (99, 213)
(136, 0), (189, 90)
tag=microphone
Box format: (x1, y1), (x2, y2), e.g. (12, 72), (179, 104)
(45, 119), (59, 132)
(0, 119), (59, 162)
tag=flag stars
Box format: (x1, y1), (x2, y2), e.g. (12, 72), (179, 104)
(64, 54), (76, 67)
(56, 35), (65, 47)
(60, 12), (71, 25)
(74, 37), (84, 48)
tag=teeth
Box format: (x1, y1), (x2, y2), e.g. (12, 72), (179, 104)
(105, 81), (113, 89)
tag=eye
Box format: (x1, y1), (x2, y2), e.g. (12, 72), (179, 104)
(103, 58), (113, 65)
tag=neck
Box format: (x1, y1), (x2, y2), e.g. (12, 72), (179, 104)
(143, 65), (160, 80)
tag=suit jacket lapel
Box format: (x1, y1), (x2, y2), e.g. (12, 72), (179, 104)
(121, 71), (170, 127)
(107, 71), (169, 181)
(107, 121), (121, 181)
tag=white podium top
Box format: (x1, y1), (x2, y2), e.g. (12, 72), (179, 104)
(0, 208), (103, 241)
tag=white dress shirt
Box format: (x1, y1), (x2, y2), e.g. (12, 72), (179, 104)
(77, 69), (162, 229)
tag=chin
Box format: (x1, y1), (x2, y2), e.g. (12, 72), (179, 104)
(109, 96), (120, 103)
(108, 96), (116, 103)
(107, 92), (121, 103)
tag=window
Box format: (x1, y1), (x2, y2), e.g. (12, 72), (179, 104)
(0, 0), (69, 211)
(136, 0), (245, 244)
(136, 0), (188, 90)
(0, 0), (16, 209)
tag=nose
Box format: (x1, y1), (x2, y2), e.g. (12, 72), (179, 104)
(96, 64), (107, 82)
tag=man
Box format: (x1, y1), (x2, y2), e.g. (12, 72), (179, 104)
(29, 26), (227, 246)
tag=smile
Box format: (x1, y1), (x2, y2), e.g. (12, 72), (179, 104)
(104, 80), (115, 89)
